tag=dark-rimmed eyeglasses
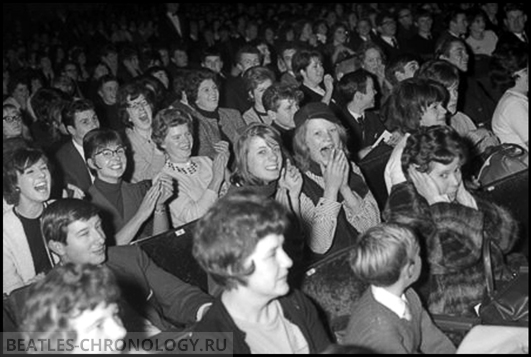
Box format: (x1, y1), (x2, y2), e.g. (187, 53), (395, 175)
(95, 147), (127, 160)
(3, 115), (22, 123)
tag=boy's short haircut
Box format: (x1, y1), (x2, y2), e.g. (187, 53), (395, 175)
(385, 54), (420, 86)
(97, 74), (119, 92)
(20, 263), (120, 349)
(235, 45), (261, 66)
(350, 223), (418, 287)
(416, 60), (460, 88)
(193, 189), (288, 290)
(200, 47), (222, 64)
(62, 99), (96, 128)
(337, 69), (375, 103)
(243, 66), (276, 93)
(414, 9), (433, 23)
(42, 198), (101, 245)
(263, 83), (303, 112)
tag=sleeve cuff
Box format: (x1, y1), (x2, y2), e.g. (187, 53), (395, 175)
(196, 303), (213, 321)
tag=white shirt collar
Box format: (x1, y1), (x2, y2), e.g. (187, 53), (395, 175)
(348, 108), (364, 122)
(371, 285), (409, 319)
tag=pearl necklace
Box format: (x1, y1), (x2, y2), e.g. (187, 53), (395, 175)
(165, 160), (198, 175)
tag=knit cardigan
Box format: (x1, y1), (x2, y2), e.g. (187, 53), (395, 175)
(383, 182), (519, 316)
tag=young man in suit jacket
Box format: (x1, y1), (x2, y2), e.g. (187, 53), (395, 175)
(43, 199), (214, 335)
(337, 69), (387, 161)
(55, 99), (100, 194)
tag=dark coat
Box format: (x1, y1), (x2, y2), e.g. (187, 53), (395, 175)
(107, 245), (213, 331)
(192, 289), (331, 354)
(55, 140), (92, 193)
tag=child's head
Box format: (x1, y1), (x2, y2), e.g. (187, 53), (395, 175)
(350, 223), (421, 288)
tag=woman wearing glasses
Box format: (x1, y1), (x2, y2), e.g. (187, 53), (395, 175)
(83, 128), (173, 245)
(3, 104), (31, 141)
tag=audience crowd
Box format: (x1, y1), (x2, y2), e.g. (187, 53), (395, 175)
(3, 2), (528, 354)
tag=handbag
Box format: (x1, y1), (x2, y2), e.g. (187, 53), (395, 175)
(477, 144), (528, 187)
(478, 235), (529, 326)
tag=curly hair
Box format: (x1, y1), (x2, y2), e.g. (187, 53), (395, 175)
(262, 83), (303, 112)
(401, 125), (467, 179)
(151, 107), (194, 150)
(193, 189), (288, 291)
(243, 66), (276, 95)
(20, 263), (121, 350)
(183, 69), (218, 107)
(381, 78), (448, 134)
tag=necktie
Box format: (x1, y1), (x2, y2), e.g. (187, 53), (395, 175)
(391, 37), (399, 48)
(521, 33), (528, 43)
(358, 115), (366, 141)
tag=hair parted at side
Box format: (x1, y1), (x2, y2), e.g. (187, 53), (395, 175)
(232, 123), (284, 186)
(41, 198), (101, 245)
(350, 223), (418, 287)
(193, 188), (288, 290)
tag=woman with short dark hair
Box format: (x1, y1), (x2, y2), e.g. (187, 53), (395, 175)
(3, 148), (56, 294)
(383, 125), (519, 318)
(192, 190), (331, 354)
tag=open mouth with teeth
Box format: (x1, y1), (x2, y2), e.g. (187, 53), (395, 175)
(34, 182), (49, 194)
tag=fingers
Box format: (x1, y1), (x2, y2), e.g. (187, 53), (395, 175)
(213, 141), (229, 154)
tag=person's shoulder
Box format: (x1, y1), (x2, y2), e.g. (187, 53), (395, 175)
(218, 107), (242, 118)
(194, 156), (213, 165)
(55, 140), (75, 156)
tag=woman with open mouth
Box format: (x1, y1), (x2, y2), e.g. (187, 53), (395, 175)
(152, 107), (230, 228)
(292, 103), (381, 261)
(118, 81), (166, 184)
(3, 147), (56, 295)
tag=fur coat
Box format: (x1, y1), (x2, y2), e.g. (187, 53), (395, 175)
(383, 182), (518, 316)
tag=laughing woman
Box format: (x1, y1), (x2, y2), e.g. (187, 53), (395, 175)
(118, 81), (165, 183)
(152, 107), (230, 228)
(292, 103), (380, 259)
(3, 148), (56, 294)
